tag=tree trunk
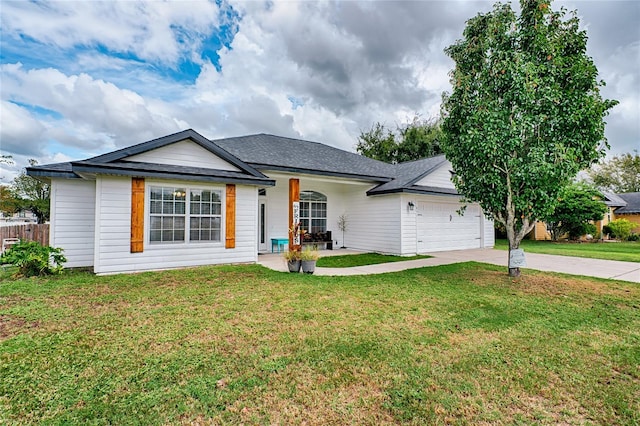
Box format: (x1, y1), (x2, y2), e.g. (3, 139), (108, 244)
(508, 245), (521, 277)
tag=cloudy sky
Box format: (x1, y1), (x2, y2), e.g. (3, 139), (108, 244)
(1, 0), (638, 182)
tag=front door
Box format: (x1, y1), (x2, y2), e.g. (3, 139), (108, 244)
(258, 199), (267, 252)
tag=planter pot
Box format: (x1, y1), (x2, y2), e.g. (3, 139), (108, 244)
(287, 260), (301, 273)
(301, 260), (316, 274)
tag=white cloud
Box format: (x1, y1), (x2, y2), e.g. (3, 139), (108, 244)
(0, 1), (224, 65)
(0, 100), (47, 157)
(0, 0), (637, 171)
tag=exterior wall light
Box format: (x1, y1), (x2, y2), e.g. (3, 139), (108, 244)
(408, 201), (415, 211)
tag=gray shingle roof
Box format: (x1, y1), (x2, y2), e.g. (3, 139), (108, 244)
(367, 155), (449, 195)
(27, 129), (455, 196)
(603, 192), (627, 207)
(615, 192), (640, 214)
(214, 134), (396, 181)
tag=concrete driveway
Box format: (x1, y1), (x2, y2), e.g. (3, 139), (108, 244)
(258, 248), (640, 283)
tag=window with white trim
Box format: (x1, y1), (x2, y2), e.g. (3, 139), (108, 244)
(149, 186), (222, 243)
(300, 190), (327, 234)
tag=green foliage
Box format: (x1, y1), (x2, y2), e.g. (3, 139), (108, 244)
(607, 218), (635, 241)
(1, 240), (66, 277)
(282, 250), (301, 262)
(543, 183), (607, 240)
(0, 185), (21, 216)
(11, 159), (50, 223)
(441, 0), (617, 273)
(356, 115), (443, 163)
(589, 151), (640, 193)
(300, 246), (319, 261)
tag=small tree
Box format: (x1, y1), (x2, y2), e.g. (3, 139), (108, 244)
(607, 219), (635, 241)
(337, 214), (348, 248)
(11, 159), (50, 223)
(543, 183), (607, 241)
(441, 0), (617, 276)
(589, 151), (640, 194)
(0, 185), (21, 217)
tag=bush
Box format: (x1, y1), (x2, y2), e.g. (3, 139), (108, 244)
(607, 219), (635, 241)
(628, 233), (639, 242)
(1, 240), (66, 277)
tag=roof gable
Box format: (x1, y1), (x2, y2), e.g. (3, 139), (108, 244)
(125, 139), (241, 172)
(86, 129), (258, 175)
(366, 155), (454, 196)
(27, 129), (273, 186)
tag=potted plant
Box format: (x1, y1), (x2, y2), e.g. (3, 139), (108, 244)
(300, 246), (319, 274)
(283, 250), (301, 273)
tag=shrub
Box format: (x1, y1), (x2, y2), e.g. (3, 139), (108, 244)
(1, 240), (66, 277)
(627, 233), (639, 242)
(283, 250), (301, 262)
(300, 247), (320, 261)
(607, 219), (635, 241)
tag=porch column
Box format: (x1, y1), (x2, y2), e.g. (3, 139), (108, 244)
(289, 178), (300, 251)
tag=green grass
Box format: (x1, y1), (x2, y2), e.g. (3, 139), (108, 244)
(317, 252), (432, 268)
(1, 264), (639, 425)
(495, 238), (640, 262)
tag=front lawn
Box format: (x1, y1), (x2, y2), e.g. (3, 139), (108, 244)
(495, 238), (640, 262)
(1, 264), (638, 424)
(317, 252), (431, 268)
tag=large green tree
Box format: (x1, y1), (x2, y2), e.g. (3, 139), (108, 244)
(588, 151), (640, 194)
(543, 183), (607, 241)
(11, 159), (50, 224)
(441, 0), (617, 276)
(356, 116), (443, 163)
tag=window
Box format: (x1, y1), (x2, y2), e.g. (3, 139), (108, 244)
(189, 189), (221, 241)
(300, 190), (327, 234)
(149, 186), (222, 243)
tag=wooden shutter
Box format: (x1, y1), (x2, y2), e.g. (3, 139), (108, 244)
(225, 184), (236, 249)
(130, 177), (145, 253)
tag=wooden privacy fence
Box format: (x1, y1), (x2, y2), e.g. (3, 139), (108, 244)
(1, 224), (49, 246)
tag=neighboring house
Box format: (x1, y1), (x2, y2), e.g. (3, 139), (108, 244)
(595, 192), (628, 235)
(27, 129), (494, 274)
(0, 209), (38, 224)
(612, 192), (640, 233)
(529, 191), (639, 240)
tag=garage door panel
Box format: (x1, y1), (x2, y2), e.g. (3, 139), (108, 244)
(417, 202), (481, 252)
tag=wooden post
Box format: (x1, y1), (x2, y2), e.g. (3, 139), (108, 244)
(225, 184), (236, 248)
(130, 177), (145, 253)
(289, 178), (300, 251)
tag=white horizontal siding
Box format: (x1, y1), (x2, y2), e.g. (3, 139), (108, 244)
(125, 140), (241, 171)
(483, 216), (495, 248)
(94, 176), (257, 274)
(50, 179), (96, 268)
(415, 161), (455, 189)
(400, 194), (417, 256)
(343, 188), (402, 254)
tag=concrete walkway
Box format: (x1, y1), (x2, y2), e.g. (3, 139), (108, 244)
(258, 248), (640, 283)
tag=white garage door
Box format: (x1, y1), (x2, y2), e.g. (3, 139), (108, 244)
(416, 202), (482, 252)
